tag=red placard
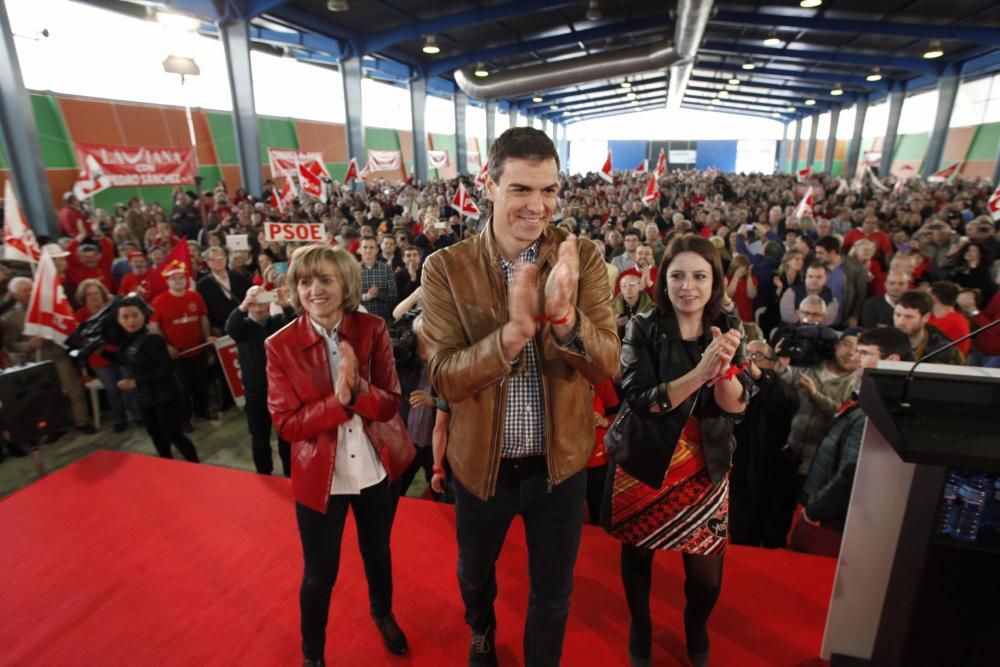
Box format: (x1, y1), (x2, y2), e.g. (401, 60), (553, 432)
(74, 143), (197, 187)
(214, 336), (245, 408)
(263, 222), (328, 243)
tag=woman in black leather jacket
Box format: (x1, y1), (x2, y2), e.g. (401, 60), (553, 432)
(603, 235), (751, 667)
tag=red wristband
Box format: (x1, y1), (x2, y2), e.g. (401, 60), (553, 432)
(432, 466), (446, 476)
(722, 362), (750, 381)
(535, 307), (573, 326)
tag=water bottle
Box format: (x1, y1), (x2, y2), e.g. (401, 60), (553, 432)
(953, 472), (990, 543)
(934, 469), (962, 537)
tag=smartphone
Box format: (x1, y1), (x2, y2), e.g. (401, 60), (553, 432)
(434, 222), (448, 230)
(274, 261), (289, 276)
(255, 290), (278, 304)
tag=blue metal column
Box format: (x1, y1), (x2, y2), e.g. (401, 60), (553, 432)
(219, 19), (263, 198)
(846, 97), (869, 178)
(790, 119), (802, 173)
(485, 100), (496, 151)
(805, 114), (819, 171)
(824, 107), (840, 175)
(994, 147), (1000, 186)
(454, 91), (468, 175)
(921, 68), (960, 180)
(340, 56), (365, 187)
(777, 123), (789, 174)
(0, 1), (57, 237)
(879, 87), (905, 176)
(409, 77), (428, 182)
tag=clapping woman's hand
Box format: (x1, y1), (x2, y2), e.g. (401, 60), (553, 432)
(695, 327), (742, 386)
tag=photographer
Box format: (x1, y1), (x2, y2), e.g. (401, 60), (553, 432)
(226, 286), (294, 476)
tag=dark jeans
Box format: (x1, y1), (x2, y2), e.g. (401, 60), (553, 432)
(174, 352), (210, 423)
(295, 478), (395, 661)
(139, 398), (199, 462)
(397, 445), (436, 499)
(244, 389), (290, 477)
(93, 364), (141, 427)
(454, 463), (586, 667)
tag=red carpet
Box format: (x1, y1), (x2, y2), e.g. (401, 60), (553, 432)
(1, 451), (834, 666)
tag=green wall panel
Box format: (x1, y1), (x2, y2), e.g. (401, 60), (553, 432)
(811, 160), (825, 172)
(206, 112), (239, 166)
(894, 133), (929, 162)
(967, 122), (1000, 161)
(831, 160), (844, 177)
(365, 127), (401, 152)
(198, 164), (224, 191)
(92, 185), (177, 213)
(31, 94), (76, 168)
(0, 132), (7, 169)
(430, 133), (457, 179)
(326, 162), (348, 183)
(258, 117), (299, 164)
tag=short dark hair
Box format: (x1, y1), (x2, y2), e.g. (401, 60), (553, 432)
(623, 227), (642, 240)
(487, 127), (560, 183)
(897, 289), (932, 315)
(806, 261), (827, 274)
(930, 281), (959, 307)
(815, 235), (842, 254)
(653, 234), (726, 321)
(859, 327), (914, 361)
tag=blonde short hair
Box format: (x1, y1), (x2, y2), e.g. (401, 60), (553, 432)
(287, 244), (361, 313)
(75, 278), (110, 306)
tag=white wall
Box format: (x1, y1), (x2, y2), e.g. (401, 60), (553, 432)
(566, 107), (785, 141)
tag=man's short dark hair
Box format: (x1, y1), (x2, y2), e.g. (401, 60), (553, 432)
(897, 289), (932, 315)
(806, 261), (827, 274)
(930, 280), (959, 307)
(859, 327), (914, 361)
(623, 227), (642, 240)
(815, 235), (842, 254)
(487, 127), (560, 183)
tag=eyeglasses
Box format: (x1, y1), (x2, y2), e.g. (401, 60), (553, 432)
(749, 351), (776, 362)
(799, 310), (825, 319)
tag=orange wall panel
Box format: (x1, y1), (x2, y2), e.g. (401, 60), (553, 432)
(294, 121), (347, 162)
(191, 111), (218, 166)
(834, 140), (848, 161)
(398, 130), (414, 163)
(59, 97), (124, 145)
(943, 126), (976, 162)
(962, 160), (995, 180)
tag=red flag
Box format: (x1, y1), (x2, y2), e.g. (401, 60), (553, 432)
(797, 166), (812, 182)
(928, 161), (963, 183)
(344, 157), (360, 185)
(298, 159), (329, 201)
(474, 162), (489, 190)
(599, 151), (613, 183)
(655, 148), (667, 178)
(71, 153), (112, 200)
(794, 187), (814, 219)
(270, 177), (297, 213)
(451, 183), (481, 219)
(635, 159), (647, 173)
(641, 174), (659, 206)
(145, 238), (194, 298)
(23, 253), (77, 346)
(3, 180), (42, 264)
(988, 184), (1000, 221)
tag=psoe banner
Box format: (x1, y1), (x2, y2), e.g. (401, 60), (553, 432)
(214, 336), (245, 408)
(73, 143), (197, 187)
(263, 221), (328, 243)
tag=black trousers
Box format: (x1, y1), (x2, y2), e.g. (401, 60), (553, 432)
(585, 463), (608, 525)
(174, 352), (210, 423)
(295, 478), (395, 661)
(244, 389), (290, 477)
(397, 446), (435, 499)
(139, 398), (199, 462)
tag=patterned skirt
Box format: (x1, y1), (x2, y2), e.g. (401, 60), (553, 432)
(607, 416), (729, 555)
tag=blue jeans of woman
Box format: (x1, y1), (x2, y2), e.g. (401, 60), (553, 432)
(93, 364), (140, 427)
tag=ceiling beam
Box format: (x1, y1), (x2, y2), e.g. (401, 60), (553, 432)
(682, 101), (789, 122)
(701, 41), (940, 76)
(688, 74), (842, 99)
(710, 10), (1000, 47)
(561, 101), (666, 124)
(696, 59), (892, 91)
(360, 0), (579, 55)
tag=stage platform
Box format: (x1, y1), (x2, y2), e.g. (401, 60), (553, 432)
(1, 451), (834, 666)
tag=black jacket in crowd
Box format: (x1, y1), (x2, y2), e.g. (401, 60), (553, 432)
(197, 270), (252, 332)
(801, 402), (866, 530)
(224, 306), (296, 392)
(111, 330), (180, 408)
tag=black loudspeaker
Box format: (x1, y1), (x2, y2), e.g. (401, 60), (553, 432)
(0, 361), (68, 445)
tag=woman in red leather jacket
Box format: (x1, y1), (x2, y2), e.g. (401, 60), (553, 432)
(265, 244), (408, 667)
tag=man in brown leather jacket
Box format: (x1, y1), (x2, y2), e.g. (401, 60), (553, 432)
(421, 127), (619, 667)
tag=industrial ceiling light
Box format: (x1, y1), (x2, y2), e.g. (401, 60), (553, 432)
(707, 104), (716, 110)
(772, 112), (781, 118)
(156, 11), (201, 32)
(787, 106), (796, 112)
(830, 85), (844, 96)
(718, 89), (729, 97)
(532, 95), (543, 103)
(800, 0), (822, 8)
(473, 62), (489, 77)
(763, 32), (781, 47)
(162, 55), (200, 83)
(586, 0), (602, 22)
(620, 79), (632, 88)
(804, 98), (816, 106)
(866, 67), (882, 82)
(550, 104), (559, 110)
(327, 0), (349, 11)
(626, 91), (637, 100)
(923, 40), (944, 59)
(728, 77), (741, 85)
(421, 36), (440, 54)
(742, 59), (756, 70)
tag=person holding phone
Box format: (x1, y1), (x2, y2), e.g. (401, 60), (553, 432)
(225, 285), (295, 476)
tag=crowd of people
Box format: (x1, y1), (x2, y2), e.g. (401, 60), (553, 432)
(0, 124), (998, 665)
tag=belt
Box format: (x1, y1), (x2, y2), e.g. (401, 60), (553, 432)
(497, 455), (547, 482)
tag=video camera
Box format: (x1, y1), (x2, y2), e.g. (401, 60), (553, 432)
(775, 324), (839, 367)
(66, 294), (153, 363)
